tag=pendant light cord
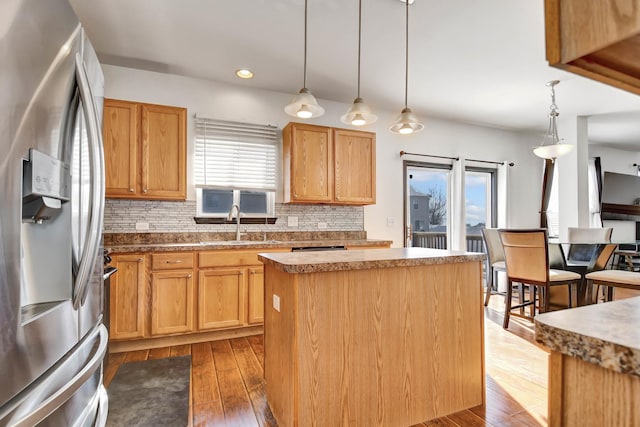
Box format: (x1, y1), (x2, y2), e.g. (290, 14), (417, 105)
(404, 0), (409, 108)
(357, 0), (362, 98)
(303, 0), (308, 89)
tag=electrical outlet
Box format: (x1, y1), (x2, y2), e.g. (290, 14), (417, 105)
(317, 222), (327, 229)
(387, 217), (396, 227)
(273, 294), (281, 312)
(288, 216), (298, 227)
(135, 222), (149, 231)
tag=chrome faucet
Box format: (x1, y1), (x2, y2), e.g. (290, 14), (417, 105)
(227, 204), (242, 240)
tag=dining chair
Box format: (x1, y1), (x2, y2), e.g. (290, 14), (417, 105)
(565, 226), (613, 268)
(499, 229), (582, 329)
(585, 245), (639, 303)
(482, 228), (507, 306)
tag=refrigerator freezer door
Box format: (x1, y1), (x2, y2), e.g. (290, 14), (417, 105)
(0, 325), (108, 427)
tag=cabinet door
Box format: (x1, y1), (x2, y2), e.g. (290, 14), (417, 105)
(110, 254), (146, 340)
(140, 104), (186, 200)
(247, 267), (264, 324)
(198, 268), (246, 330)
(334, 129), (376, 204)
(103, 99), (138, 198)
(284, 123), (333, 203)
(150, 271), (194, 336)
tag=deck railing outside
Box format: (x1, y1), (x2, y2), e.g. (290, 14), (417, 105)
(412, 232), (485, 253)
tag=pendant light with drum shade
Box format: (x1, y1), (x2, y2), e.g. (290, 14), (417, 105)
(390, 0), (423, 135)
(341, 0), (377, 126)
(533, 80), (573, 160)
(285, 0), (324, 119)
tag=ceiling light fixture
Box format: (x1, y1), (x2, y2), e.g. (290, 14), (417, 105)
(284, 0), (324, 119)
(341, 0), (377, 127)
(390, 0), (423, 135)
(533, 80), (573, 160)
(236, 69), (254, 79)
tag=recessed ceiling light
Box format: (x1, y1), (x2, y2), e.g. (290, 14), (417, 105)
(399, 0), (415, 4)
(236, 69), (254, 79)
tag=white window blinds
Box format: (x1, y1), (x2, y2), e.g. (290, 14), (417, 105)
(194, 117), (278, 191)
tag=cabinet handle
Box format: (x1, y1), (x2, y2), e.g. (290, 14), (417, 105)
(186, 274), (192, 278)
(165, 260), (183, 264)
(143, 189), (148, 193)
(137, 258), (143, 262)
(129, 188), (134, 192)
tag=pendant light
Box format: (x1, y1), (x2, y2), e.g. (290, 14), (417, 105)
(533, 80), (573, 160)
(341, 0), (377, 126)
(390, 0), (423, 135)
(285, 0), (324, 119)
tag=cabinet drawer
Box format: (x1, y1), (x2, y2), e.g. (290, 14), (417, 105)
(199, 250), (261, 268)
(151, 252), (194, 270)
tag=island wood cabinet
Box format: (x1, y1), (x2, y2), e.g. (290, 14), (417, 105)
(545, 0), (640, 96)
(149, 252), (194, 336)
(283, 122), (375, 205)
(109, 254), (147, 340)
(102, 99), (187, 200)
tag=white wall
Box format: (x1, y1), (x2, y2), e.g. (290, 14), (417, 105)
(103, 65), (544, 246)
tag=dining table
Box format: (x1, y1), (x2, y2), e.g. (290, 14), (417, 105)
(547, 240), (633, 306)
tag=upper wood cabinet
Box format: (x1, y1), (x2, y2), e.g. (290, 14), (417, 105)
(545, 0), (640, 96)
(102, 99), (187, 200)
(282, 122), (376, 205)
(334, 129), (376, 204)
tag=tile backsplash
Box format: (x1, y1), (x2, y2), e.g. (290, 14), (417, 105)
(104, 200), (364, 233)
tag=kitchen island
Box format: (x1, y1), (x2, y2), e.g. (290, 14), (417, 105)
(258, 247), (486, 427)
(535, 297), (640, 427)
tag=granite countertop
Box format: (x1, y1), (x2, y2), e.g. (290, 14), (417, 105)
(104, 232), (392, 253)
(107, 239), (391, 253)
(535, 297), (640, 377)
(258, 247), (485, 273)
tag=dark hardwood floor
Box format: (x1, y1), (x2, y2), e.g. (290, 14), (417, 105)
(104, 288), (640, 426)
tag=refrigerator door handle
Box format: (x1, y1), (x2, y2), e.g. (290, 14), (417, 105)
(72, 52), (105, 310)
(9, 325), (108, 427)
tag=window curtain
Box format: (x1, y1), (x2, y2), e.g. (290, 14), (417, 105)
(194, 117), (278, 191)
(588, 157), (603, 227)
(451, 158), (466, 251)
(497, 162), (510, 228)
(540, 159), (555, 229)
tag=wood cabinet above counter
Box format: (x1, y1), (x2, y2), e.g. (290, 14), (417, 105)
(102, 99), (186, 200)
(545, 0), (640, 95)
(282, 122), (376, 205)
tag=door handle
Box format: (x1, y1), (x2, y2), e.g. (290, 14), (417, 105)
(72, 53), (105, 309)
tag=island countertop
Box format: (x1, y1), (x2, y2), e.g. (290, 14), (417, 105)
(535, 297), (640, 377)
(258, 247), (485, 274)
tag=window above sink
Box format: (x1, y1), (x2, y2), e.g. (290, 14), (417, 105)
(194, 117), (277, 221)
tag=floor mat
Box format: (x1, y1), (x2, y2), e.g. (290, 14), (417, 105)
(106, 355), (191, 427)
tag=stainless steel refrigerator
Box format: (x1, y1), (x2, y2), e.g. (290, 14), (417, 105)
(0, 0), (109, 425)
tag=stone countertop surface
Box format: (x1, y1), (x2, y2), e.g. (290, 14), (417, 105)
(535, 297), (640, 377)
(258, 247), (485, 274)
(107, 239), (392, 253)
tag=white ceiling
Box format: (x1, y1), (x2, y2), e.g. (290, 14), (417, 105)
(69, 0), (640, 150)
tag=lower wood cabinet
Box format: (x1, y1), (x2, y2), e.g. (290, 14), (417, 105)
(247, 267), (265, 324)
(109, 254), (147, 340)
(198, 268), (246, 330)
(150, 270), (194, 336)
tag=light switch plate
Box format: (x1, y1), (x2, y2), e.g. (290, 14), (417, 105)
(273, 294), (281, 312)
(288, 216), (298, 227)
(136, 222), (149, 231)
